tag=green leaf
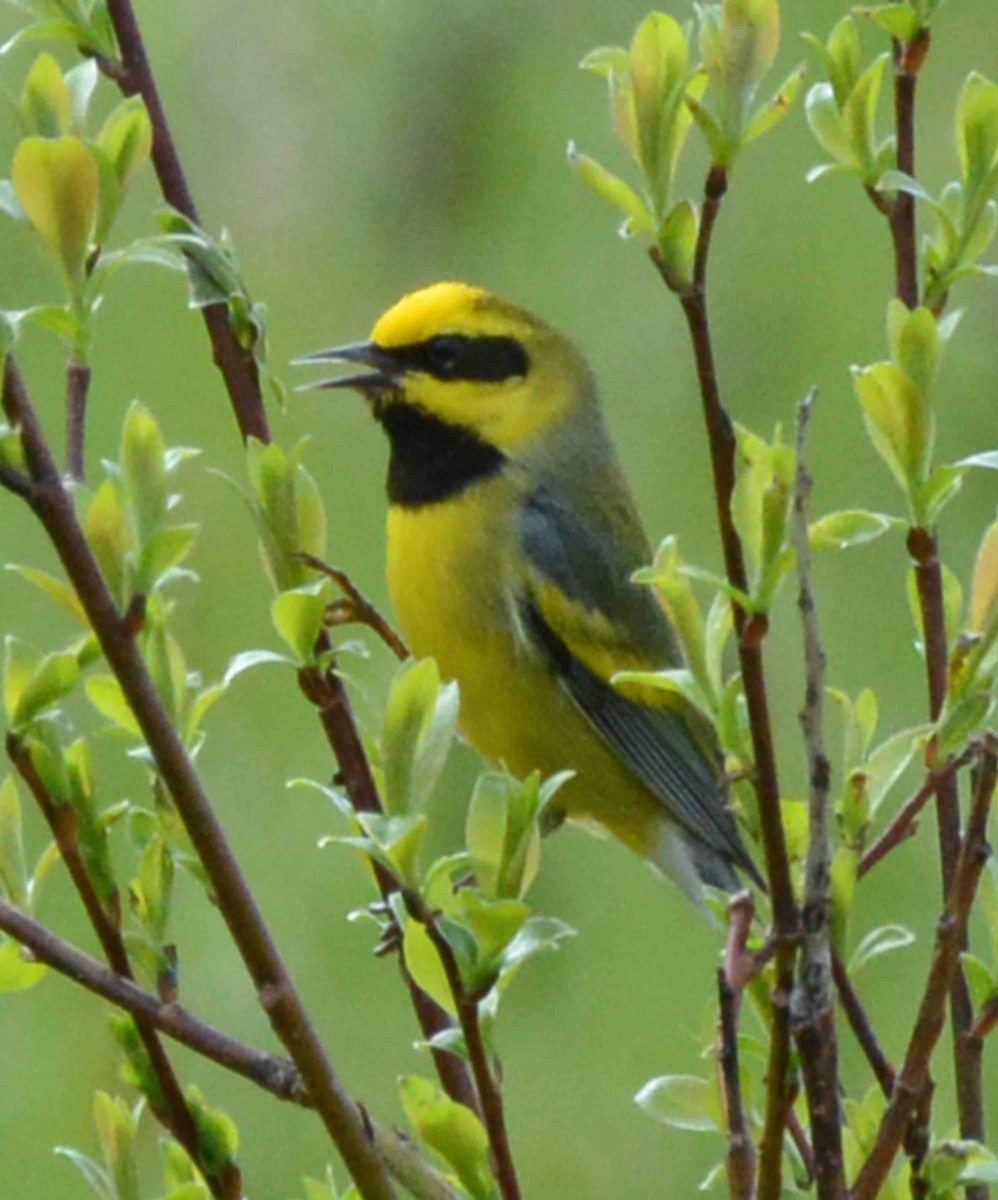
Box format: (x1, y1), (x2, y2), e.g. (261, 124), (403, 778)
(6, 564), (89, 626)
(635, 1074), (719, 1131)
(566, 143), (655, 235)
(136, 524), (198, 593)
(848, 924), (915, 973)
(86, 674), (143, 738)
(398, 1076), (497, 1200)
(498, 915), (575, 975)
(97, 96), (152, 190)
(0, 777), (28, 908)
(222, 648), (294, 685)
(852, 361), (933, 495)
(402, 918), (456, 1017)
(744, 63), (806, 144)
(92, 1091), (140, 1200)
(961, 953), (997, 1010)
(272, 582), (328, 663)
(0, 937), (48, 991)
(842, 54), (889, 176)
(809, 509), (896, 550)
(185, 1086), (239, 1176)
(970, 515), (998, 634)
(54, 1146), (114, 1200)
(920, 465), (966, 525)
(656, 199), (698, 290)
(84, 479), (133, 602)
(120, 401), (167, 544)
(858, 724), (931, 819)
(856, 5), (922, 43)
(629, 11), (689, 209)
(381, 658), (459, 816)
(3, 637), (79, 729)
(12, 135), (99, 289)
(19, 52), (72, 137)
(956, 73), (998, 199)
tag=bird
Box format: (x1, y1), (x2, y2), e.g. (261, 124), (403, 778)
(297, 282), (762, 903)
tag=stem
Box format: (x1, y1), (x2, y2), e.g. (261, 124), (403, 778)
(418, 906), (521, 1200)
(0, 899), (309, 1105)
(831, 954), (896, 1097)
(789, 391), (846, 1200)
(850, 742), (996, 1200)
(2, 356), (396, 1200)
(298, 659), (480, 1117)
(100, 0), (270, 444)
(891, 36), (922, 311)
(718, 895), (757, 1200)
(858, 746), (977, 878)
(655, 164), (799, 1200)
(65, 355), (91, 483)
(6, 734), (240, 1200)
(0, 902), (465, 1200)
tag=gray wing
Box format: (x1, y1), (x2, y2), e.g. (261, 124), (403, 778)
(517, 484), (762, 889)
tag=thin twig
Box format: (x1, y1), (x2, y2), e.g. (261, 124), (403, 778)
(653, 163), (799, 1200)
(300, 553), (409, 661)
(0, 902), (464, 1200)
(65, 356), (91, 482)
(831, 953), (896, 1098)
(718, 893), (757, 1200)
(5, 734), (241, 1200)
(858, 746), (978, 878)
(2, 355), (396, 1200)
(100, 0), (269, 444)
(415, 899), (521, 1200)
(0, 462), (35, 502)
(0, 899), (309, 1105)
(789, 390), (846, 1200)
(850, 741), (996, 1200)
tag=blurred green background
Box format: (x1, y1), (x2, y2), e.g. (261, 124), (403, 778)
(1, 1), (997, 1196)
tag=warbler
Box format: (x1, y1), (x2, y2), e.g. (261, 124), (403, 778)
(299, 282), (762, 902)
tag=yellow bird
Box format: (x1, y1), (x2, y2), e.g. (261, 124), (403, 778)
(299, 282), (761, 903)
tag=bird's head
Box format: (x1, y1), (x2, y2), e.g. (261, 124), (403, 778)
(297, 282), (593, 454)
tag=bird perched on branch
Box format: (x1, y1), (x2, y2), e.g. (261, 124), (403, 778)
(298, 282), (762, 903)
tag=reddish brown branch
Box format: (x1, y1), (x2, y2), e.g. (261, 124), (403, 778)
(65, 356), (91, 483)
(2, 355), (396, 1200)
(859, 746), (977, 878)
(790, 390), (846, 1200)
(5, 734), (241, 1199)
(100, 0), (269, 444)
(298, 659), (480, 1117)
(652, 164), (799, 1200)
(718, 894), (757, 1200)
(0, 898), (309, 1105)
(850, 743), (996, 1200)
(300, 554), (409, 661)
(416, 901), (520, 1200)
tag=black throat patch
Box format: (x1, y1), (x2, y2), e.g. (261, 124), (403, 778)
(376, 402), (506, 507)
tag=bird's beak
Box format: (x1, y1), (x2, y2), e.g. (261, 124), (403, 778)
(292, 341), (400, 394)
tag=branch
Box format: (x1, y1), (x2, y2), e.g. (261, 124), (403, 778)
(858, 746), (978, 878)
(0, 899), (308, 1105)
(718, 893), (757, 1200)
(65, 356), (91, 483)
(300, 553), (409, 661)
(0, 903), (465, 1200)
(653, 164), (799, 1200)
(789, 390), (846, 1200)
(298, 654), (480, 1117)
(415, 898), (521, 1200)
(850, 741), (996, 1200)
(5, 734), (241, 1200)
(100, 0), (269, 444)
(0, 462), (36, 502)
(831, 953), (896, 1098)
(2, 355), (396, 1200)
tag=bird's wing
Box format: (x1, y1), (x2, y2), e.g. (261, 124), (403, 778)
(516, 484), (757, 880)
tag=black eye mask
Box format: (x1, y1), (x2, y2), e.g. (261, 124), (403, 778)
(391, 334), (529, 382)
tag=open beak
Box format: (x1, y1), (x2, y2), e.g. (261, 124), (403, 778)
(292, 341), (400, 394)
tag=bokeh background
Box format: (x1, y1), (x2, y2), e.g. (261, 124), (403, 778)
(1, 1), (997, 1196)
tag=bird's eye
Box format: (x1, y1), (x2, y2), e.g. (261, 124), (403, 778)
(425, 335), (465, 378)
